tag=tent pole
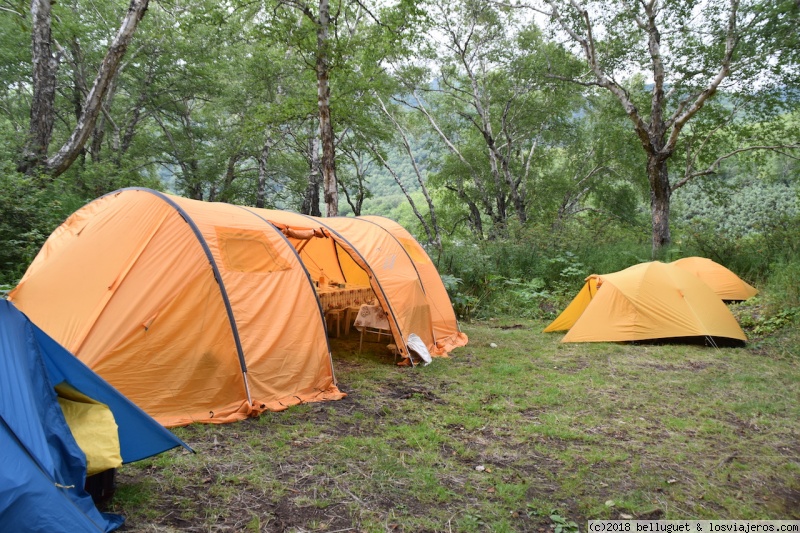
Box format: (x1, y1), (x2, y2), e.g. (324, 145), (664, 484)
(144, 189), (253, 406)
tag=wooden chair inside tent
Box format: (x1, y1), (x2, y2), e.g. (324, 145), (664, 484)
(354, 304), (394, 356)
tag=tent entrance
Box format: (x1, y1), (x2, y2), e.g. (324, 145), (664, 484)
(277, 224), (400, 358)
(278, 225), (371, 289)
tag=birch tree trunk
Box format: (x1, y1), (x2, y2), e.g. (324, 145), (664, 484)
(18, 0), (150, 178)
(301, 135), (323, 216)
(46, 0), (149, 177)
(316, 0), (338, 216)
(18, 0), (58, 174)
(256, 136), (273, 208)
(648, 154), (671, 253)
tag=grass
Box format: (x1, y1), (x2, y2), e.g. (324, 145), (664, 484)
(108, 318), (800, 532)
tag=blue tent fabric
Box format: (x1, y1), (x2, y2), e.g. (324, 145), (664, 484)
(0, 416), (124, 532)
(0, 300), (191, 532)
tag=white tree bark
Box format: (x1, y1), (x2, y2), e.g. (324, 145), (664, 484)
(18, 0), (58, 173)
(44, 0), (150, 177)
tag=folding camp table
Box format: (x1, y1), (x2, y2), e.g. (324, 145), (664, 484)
(316, 285), (376, 337)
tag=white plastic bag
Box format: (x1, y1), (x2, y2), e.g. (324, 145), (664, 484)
(406, 333), (432, 366)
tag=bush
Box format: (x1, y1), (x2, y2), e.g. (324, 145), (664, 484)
(438, 205), (800, 326)
(0, 154), (166, 284)
(672, 173), (800, 285)
(765, 259), (800, 312)
(436, 216), (651, 320)
(0, 169), (74, 284)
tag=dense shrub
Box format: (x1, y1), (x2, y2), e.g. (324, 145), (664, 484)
(0, 156), (165, 285)
(435, 215), (653, 320)
(0, 170), (75, 284)
(436, 199), (800, 327)
(672, 173), (800, 284)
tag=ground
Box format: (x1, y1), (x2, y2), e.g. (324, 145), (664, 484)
(104, 319), (800, 532)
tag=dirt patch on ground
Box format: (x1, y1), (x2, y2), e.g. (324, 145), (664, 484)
(646, 361), (713, 372)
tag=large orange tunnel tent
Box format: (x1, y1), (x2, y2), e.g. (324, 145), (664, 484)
(9, 188), (467, 427)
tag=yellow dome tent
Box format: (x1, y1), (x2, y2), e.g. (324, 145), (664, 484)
(543, 262), (747, 344)
(10, 188), (467, 427)
(671, 256), (758, 301)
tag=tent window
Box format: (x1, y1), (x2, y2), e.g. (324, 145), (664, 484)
(399, 238), (430, 265)
(216, 228), (291, 274)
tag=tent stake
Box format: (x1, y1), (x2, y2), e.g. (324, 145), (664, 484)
(242, 371), (253, 405)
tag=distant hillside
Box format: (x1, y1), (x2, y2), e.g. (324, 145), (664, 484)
(344, 135), (436, 217)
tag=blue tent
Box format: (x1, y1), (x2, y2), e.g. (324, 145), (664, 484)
(0, 300), (191, 532)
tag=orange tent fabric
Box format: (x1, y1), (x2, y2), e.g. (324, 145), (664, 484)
(671, 257), (758, 301)
(542, 276), (600, 333)
(10, 188), (466, 427)
(238, 210), (465, 357)
(543, 262), (747, 344)
(352, 216), (467, 356)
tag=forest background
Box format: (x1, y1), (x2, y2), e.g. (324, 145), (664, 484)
(1, 0), (799, 328)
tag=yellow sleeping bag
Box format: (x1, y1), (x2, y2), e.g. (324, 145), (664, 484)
(56, 383), (122, 476)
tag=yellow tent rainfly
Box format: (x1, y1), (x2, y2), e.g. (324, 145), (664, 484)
(543, 261), (747, 345)
(10, 188), (467, 427)
(670, 256), (759, 301)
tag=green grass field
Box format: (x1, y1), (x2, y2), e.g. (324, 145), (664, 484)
(109, 318), (800, 532)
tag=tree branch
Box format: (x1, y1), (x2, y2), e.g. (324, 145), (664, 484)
(545, 0), (652, 150)
(663, 0), (740, 151)
(674, 143), (800, 189)
(376, 95), (440, 245)
(45, 0), (150, 177)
